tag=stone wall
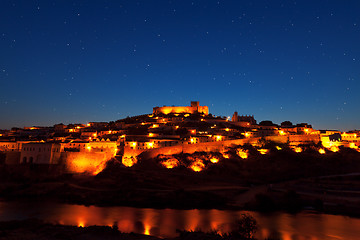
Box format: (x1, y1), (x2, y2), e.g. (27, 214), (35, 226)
(129, 134), (321, 160)
(153, 106), (209, 115)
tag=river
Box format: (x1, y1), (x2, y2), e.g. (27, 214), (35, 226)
(0, 201), (359, 239)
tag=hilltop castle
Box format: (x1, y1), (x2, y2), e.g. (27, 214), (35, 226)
(153, 101), (209, 115)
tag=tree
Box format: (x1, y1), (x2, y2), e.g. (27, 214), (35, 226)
(259, 120), (275, 126)
(230, 214), (258, 239)
(281, 121), (293, 127)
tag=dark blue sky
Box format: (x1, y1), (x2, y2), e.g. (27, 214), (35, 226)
(1, 0), (359, 131)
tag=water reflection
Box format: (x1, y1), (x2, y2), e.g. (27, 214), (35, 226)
(0, 201), (360, 239)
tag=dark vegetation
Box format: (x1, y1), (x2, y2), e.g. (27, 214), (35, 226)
(0, 214), (259, 240)
(0, 219), (157, 240)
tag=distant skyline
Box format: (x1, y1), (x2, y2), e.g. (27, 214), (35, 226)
(1, 1), (359, 131)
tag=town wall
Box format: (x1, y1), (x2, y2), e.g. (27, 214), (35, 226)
(130, 134), (321, 160)
(137, 138), (260, 159)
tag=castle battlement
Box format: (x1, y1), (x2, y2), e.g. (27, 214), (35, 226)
(153, 101), (209, 115)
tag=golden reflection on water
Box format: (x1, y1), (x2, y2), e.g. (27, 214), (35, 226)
(77, 218), (85, 228)
(1, 202), (360, 239)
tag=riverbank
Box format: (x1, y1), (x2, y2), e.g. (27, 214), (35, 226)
(1, 171), (360, 217)
(0, 219), (161, 240)
(1, 147), (360, 217)
(1, 208), (360, 240)
(0, 217), (259, 240)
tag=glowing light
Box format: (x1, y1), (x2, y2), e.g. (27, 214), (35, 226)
(258, 149), (268, 155)
(190, 138), (195, 143)
(191, 130), (196, 134)
(131, 142), (137, 147)
(225, 128), (230, 132)
(86, 145), (91, 151)
(279, 130), (286, 136)
(147, 142), (154, 148)
(244, 132), (250, 138)
(184, 114), (190, 117)
(144, 224), (151, 235)
(93, 167), (104, 175)
(304, 128), (309, 133)
(161, 158), (179, 168)
(93, 133), (97, 137)
(190, 160), (205, 172)
(87, 123), (91, 127)
(276, 146), (282, 150)
(215, 135), (222, 141)
(175, 126), (179, 129)
(222, 153), (230, 159)
(148, 133), (154, 137)
(210, 157), (219, 163)
(237, 149), (248, 159)
(152, 124), (159, 128)
(78, 220), (85, 227)
(329, 146), (339, 152)
(113, 147), (118, 156)
(122, 156), (137, 167)
(319, 148), (326, 154)
(349, 142), (357, 149)
(108, 130), (112, 134)
(294, 147), (302, 153)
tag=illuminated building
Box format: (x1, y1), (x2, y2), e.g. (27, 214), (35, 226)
(153, 101), (209, 115)
(20, 143), (61, 164)
(232, 112), (256, 127)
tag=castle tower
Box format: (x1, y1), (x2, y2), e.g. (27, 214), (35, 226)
(191, 101), (199, 108)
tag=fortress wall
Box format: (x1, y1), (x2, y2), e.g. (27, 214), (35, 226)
(153, 106), (209, 115)
(123, 146), (145, 158)
(265, 136), (288, 143)
(265, 135), (321, 145)
(198, 106), (209, 115)
(139, 138), (259, 159)
(288, 134), (321, 145)
(140, 145), (183, 159)
(126, 135), (321, 160)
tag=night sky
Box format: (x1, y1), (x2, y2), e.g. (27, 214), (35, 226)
(1, 1), (359, 131)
